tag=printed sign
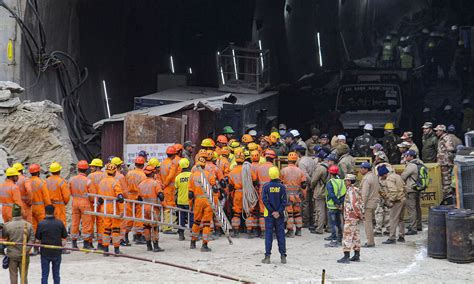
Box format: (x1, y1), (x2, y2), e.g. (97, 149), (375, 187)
(124, 143), (174, 165)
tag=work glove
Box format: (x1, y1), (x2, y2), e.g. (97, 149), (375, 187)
(158, 192), (164, 202)
(188, 191), (194, 200)
(137, 196), (143, 202)
(219, 179), (227, 189)
(212, 186), (219, 193)
(117, 194), (124, 203)
(98, 197), (104, 205)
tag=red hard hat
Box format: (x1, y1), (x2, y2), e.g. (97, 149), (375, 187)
(29, 164), (41, 174)
(264, 149), (276, 159)
(217, 135), (228, 144)
(173, 144), (184, 152)
(166, 146), (177, 155)
(329, 165), (339, 175)
(77, 160), (89, 170)
(135, 156), (146, 165)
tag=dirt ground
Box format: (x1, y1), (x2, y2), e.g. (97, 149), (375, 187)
(1, 223), (473, 283)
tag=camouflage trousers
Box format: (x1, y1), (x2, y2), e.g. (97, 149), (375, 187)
(342, 220), (361, 252)
(441, 165), (453, 199)
(375, 200), (390, 234)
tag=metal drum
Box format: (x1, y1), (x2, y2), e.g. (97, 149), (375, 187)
(427, 205), (455, 258)
(446, 209), (474, 264)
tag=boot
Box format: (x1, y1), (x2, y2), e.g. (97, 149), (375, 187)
(247, 230), (254, 239)
(261, 255), (270, 264)
(286, 230), (295, 238)
(135, 234), (146, 245)
(72, 240), (78, 249)
(190, 240), (196, 249)
(146, 241), (153, 251)
(405, 230), (417, 235)
(281, 255), (287, 264)
(397, 237), (405, 243)
(382, 239), (396, 244)
(325, 240), (341, 248)
(103, 246), (109, 257)
(30, 246), (39, 256)
(83, 241), (92, 250)
(232, 230), (239, 238)
(295, 228), (302, 237)
(153, 241), (164, 252)
(324, 236), (335, 241)
(124, 234), (132, 246)
(200, 243), (212, 252)
(350, 251), (360, 262)
(178, 231), (185, 241)
(132, 234), (137, 242)
(114, 247), (122, 255)
(90, 242), (95, 249)
(97, 243), (104, 251)
(337, 252), (350, 263)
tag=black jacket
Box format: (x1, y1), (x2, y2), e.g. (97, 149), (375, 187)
(35, 215), (68, 257)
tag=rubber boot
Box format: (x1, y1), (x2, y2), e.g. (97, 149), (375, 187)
(281, 255), (287, 264)
(153, 241), (164, 252)
(72, 240), (78, 249)
(114, 246), (122, 255)
(337, 252), (350, 263)
(103, 246), (109, 257)
(178, 231), (185, 241)
(146, 241), (153, 251)
(90, 242), (95, 249)
(261, 255), (270, 264)
(286, 230), (295, 238)
(295, 228), (302, 236)
(190, 240), (196, 249)
(200, 243), (212, 252)
(350, 250), (360, 262)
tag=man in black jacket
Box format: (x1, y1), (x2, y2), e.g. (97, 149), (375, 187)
(36, 205), (68, 284)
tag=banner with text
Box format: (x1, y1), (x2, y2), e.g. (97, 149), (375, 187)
(124, 143), (174, 165)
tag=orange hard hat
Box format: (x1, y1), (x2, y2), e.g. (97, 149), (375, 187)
(144, 165), (156, 175)
(241, 134), (253, 143)
(135, 156), (146, 165)
(28, 164), (41, 174)
(251, 150), (260, 162)
(217, 135), (228, 144)
(221, 146), (231, 156)
(288, 152), (298, 162)
(77, 160), (89, 170)
(329, 165), (339, 175)
(166, 146), (177, 155)
(173, 144), (184, 152)
(264, 149), (276, 159)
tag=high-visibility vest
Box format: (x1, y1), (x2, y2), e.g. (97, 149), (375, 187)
(326, 178), (346, 210)
(382, 42), (394, 61)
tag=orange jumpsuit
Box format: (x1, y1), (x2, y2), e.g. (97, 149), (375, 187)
(137, 177), (163, 242)
(280, 164), (307, 231)
(69, 173), (93, 242)
(216, 156), (231, 179)
(125, 168), (146, 235)
(205, 162), (224, 205)
(0, 179), (22, 223)
(17, 174), (32, 222)
(160, 156), (181, 207)
(98, 176), (123, 248)
(29, 176), (51, 232)
(189, 169), (216, 244)
(228, 164), (257, 231)
(256, 161), (274, 232)
(88, 171), (106, 243)
(115, 171), (128, 240)
(46, 175), (71, 228)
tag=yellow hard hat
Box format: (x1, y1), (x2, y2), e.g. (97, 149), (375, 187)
(49, 162), (62, 173)
(89, 158), (104, 168)
(247, 142), (258, 151)
(384, 122), (395, 130)
(148, 157), (161, 167)
(269, 166), (280, 180)
(179, 158), (190, 169)
(229, 141), (241, 149)
(111, 157), (123, 166)
(270, 131), (281, 139)
(12, 163), (24, 172)
(5, 167), (20, 177)
(201, 138), (215, 148)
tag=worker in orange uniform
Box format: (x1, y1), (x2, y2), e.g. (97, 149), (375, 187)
(88, 158), (105, 248)
(147, 157), (163, 187)
(241, 134), (254, 148)
(13, 163), (32, 223)
(160, 146), (181, 234)
(216, 135), (228, 155)
(98, 163), (124, 255)
(0, 168), (22, 223)
(110, 157), (130, 246)
(217, 146), (231, 178)
(280, 152), (307, 237)
(69, 160), (94, 249)
(201, 138), (216, 151)
(125, 156), (147, 244)
(138, 165), (165, 252)
(248, 150), (262, 235)
(188, 154), (217, 252)
(174, 143), (184, 158)
(46, 162), (71, 228)
(256, 149), (277, 237)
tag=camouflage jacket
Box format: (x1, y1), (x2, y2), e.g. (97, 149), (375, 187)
(351, 133), (376, 157)
(338, 154), (355, 178)
(382, 134), (401, 164)
(344, 185), (364, 221)
(437, 133), (455, 166)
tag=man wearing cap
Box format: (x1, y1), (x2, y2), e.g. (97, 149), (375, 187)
(447, 125), (463, 150)
(401, 150), (424, 235)
(360, 162), (379, 247)
(400, 131), (419, 156)
(310, 151), (331, 234)
(319, 134), (331, 153)
(325, 165), (346, 247)
(421, 122), (438, 163)
(337, 144), (355, 179)
(397, 141), (412, 164)
(278, 124), (287, 137)
(382, 123), (401, 164)
(290, 130), (307, 151)
(352, 124), (376, 157)
(183, 141), (196, 167)
(370, 144), (383, 157)
(305, 128), (320, 156)
(282, 132), (297, 154)
(434, 124), (455, 201)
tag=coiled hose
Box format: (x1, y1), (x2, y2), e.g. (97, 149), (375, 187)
(242, 161), (258, 217)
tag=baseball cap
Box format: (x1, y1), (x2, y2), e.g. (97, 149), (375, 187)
(404, 150), (417, 157)
(320, 134), (329, 139)
(434, 124), (447, 131)
(360, 162), (371, 169)
(401, 132), (413, 140)
(283, 132), (294, 139)
(422, 122), (433, 129)
(337, 134), (346, 140)
(290, 129), (300, 137)
(184, 141), (196, 148)
(370, 143), (383, 151)
(377, 165), (389, 176)
(397, 141), (412, 148)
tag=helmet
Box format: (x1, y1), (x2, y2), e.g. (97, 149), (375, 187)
(241, 134), (253, 143)
(166, 146), (177, 155)
(89, 158), (104, 168)
(268, 167), (280, 180)
(222, 126), (235, 134)
(247, 142), (258, 151)
(363, 124), (374, 131)
(135, 156), (146, 165)
(288, 152), (298, 162)
(270, 131), (280, 139)
(77, 160), (89, 170)
(269, 135), (278, 144)
(201, 138), (216, 148)
(111, 157), (123, 166)
(148, 157), (160, 167)
(173, 144), (184, 152)
(5, 167), (19, 177)
(264, 149), (276, 159)
(195, 154), (207, 167)
(229, 141), (241, 149)
(179, 158), (190, 169)
(12, 163), (24, 172)
(328, 165), (339, 175)
(235, 151), (245, 163)
(144, 165), (156, 175)
(251, 150), (260, 162)
(105, 163), (117, 175)
(217, 135), (228, 144)
(243, 150), (251, 160)
(384, 122), (395, 130)
(138, 150), (148, 158)
(28, 164), (41, 174)
(221, 146), (231, 156)
(49, 162), (62, 173)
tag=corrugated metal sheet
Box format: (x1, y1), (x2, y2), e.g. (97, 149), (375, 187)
(101, 121), (124, 159)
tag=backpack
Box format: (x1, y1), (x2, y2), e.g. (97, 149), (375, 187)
(411, 161), (429, 191)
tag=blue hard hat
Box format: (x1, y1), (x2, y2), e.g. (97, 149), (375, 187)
(313, 145), (322, 153)
(377, 165), (389, 176)
(360, 162), (371, 169)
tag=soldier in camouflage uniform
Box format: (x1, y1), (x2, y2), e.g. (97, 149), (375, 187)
(351, 124), (376, 157)
(434, 125), (455, 202)
(401, 131), (419, 155)
(382, 123), (401, 164)
(421, 122), (438, 163)
(337, 174), (364, 263)
(337, 144), (355, 179)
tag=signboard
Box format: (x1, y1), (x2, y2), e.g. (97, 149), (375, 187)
(124, 143), (174, 165)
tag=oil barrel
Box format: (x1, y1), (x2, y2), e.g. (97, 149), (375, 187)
(427, 205), (455, 258)
(446, 209), (474, 264)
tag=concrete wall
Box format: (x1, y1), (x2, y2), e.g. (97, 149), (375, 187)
(0, 0), (25, 82)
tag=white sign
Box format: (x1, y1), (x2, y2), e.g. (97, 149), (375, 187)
(124, 143), (174, 165)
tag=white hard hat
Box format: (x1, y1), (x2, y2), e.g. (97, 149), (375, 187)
(444, 105), (452, 111)
(451, 25), (458, 31)
(462, 99), (470, 105)
(423, 107), (431, 113)
(248, 130), (257, 136)
(337, 135), (346, 140)
(364, 124), (374, 131)
(358, 120), (366, 127)
(290, 129), (300, 137)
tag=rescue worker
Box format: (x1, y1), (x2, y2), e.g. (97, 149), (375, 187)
(295, 146), (316, 228)
(222, 126), (235, 141)
(290, 130), (308, 151)
(261, 167), (287, 265)
(422, 122), (438, 163)
(282, 132), (296, 154)
(401, 150), (423, 235)
(305, 128), (320, 156)
(434, 125), (455, 203)
(359, 162), (379, 247)
(256, 149), (277, 237)
(310, 151), (330, 234)
(69, 160), (94, 249)
(337, 144), (355, 178)
(401, 132), (419, 155)
(12, 163), (32, 223)
(98, 163), (124, 255)
(378, 165), (406, 244)
(269, 133), (286, 156)
(46, 162), (70, 229)
(447, 125), (463, 149)
(216, 135), (228, 155)
(280, 152), (307, 237)
(351, 123), (376, 157)
(325, 165), (346, 247)
(189, 154), (216, 252)
(27, 164), (51, 234)
(0, 168), (22, 223)
(183, 141), (196, 167)
(125, 156), (146, 244)
(175, 158), (193, 241)
(379, 35), (395, 68)
(88, 158), (106, 248)
(241, 134), (254, 148)
(111, 156), (133, 245)
(160, 146), (181, 234)
(382, 122), (401, 164)
(228, 151), (248, 237)
(138, 165), (164, 252)
(337, 174), (363, 263)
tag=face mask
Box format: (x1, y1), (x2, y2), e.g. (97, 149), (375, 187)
(279, 130), (286, 135)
